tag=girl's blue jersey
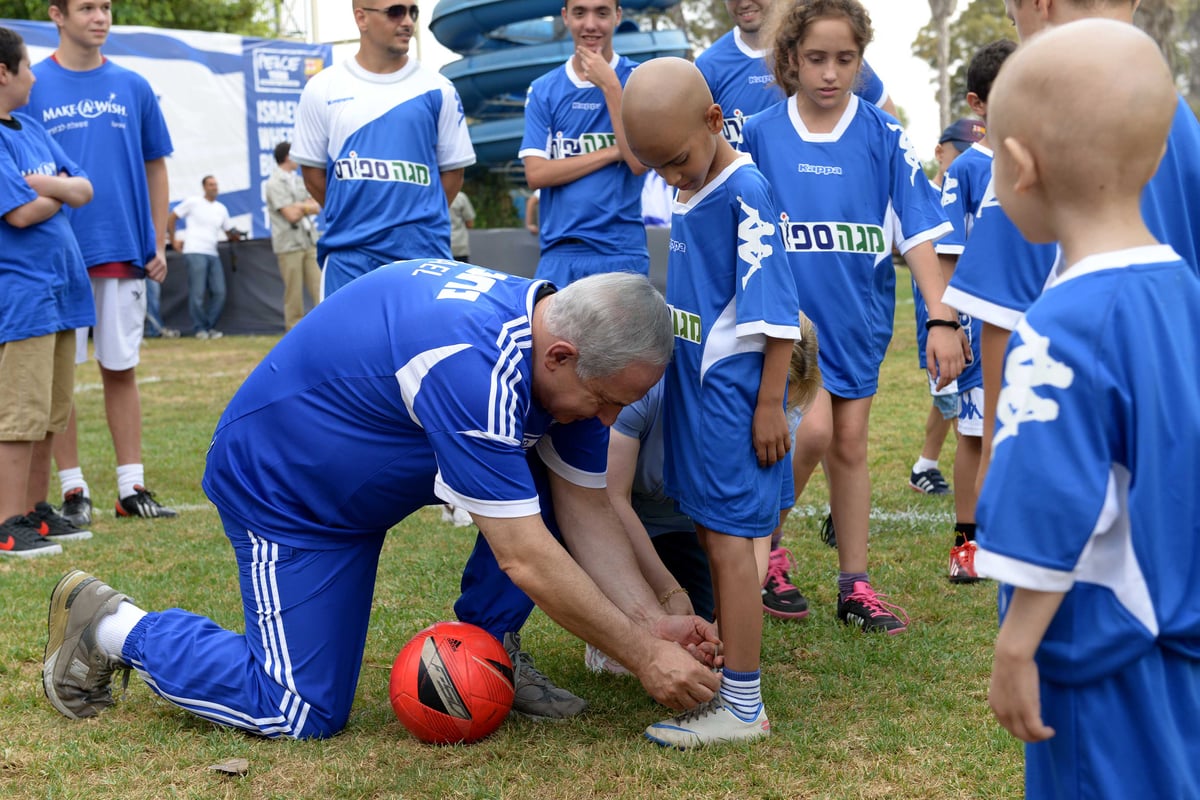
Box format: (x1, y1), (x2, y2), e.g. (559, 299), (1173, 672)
(0, 113), (94, 343)
(662, 155), (800, 536)
(202, 260), (608, 548)
(977, 246), (1200, 684)
(743, 94), (950, 398)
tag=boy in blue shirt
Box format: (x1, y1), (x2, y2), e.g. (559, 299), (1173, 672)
(977, 21), (1200, 799)
(624, 57), (801, 748)
(0, 26), (94, 556)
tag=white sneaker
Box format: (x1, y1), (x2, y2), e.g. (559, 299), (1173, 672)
(194, 330), (210, 340)
(440, 505), (473, 527)
(644, 699), (770, 749)
(583, 643), (630, 675)
(207, 329), (224, 340)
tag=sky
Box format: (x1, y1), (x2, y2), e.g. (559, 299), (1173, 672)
(313, 0), (964, 163)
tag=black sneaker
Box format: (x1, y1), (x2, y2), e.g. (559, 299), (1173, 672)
(819, 514), (837, 548)
(115, 485), (178, 519)
(28, 501), (92, 541)
(837, 581), (909, 635)
(61, 488), (93, 527)
(0, 514), (62, 558)
(909, 468), (951, 495)
(762, 548), (810, 619)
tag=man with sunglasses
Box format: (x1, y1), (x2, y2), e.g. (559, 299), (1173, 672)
(292, 1), (475, 297)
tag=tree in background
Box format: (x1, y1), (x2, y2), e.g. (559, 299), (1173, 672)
(0, 0), (270, 37)
(913, 0), (1013, 126)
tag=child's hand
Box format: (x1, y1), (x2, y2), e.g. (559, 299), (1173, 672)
(926, 326), (970, 390)
(752, 404), (790, 467)
(988, 649), (1056, 743)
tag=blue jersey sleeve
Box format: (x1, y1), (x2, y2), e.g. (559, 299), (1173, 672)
(0, 139), (37, 217)
(936, 158), (973, 254)
(538, 418), (609, 489)
(733, 175), (799, 339)
(886, 121), (951, 251)
(613, 380), (660, 442)
(519, 82), (552, 158)
(137, 76), (173, 161)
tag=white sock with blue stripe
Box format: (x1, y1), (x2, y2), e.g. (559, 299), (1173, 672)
(719, 667), (762, 721)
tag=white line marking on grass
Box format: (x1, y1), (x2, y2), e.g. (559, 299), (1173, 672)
(789, 504), (954, 526)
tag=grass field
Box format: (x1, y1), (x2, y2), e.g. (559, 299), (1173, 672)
(0, 280), (1023, 799)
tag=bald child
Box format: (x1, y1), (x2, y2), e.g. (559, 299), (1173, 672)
(974, 20), (1200, 800)
(622, 58), (801, 749)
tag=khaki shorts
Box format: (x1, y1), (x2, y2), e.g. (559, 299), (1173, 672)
(0, 330), (75, 441)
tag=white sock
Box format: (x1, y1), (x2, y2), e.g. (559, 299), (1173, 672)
(719, 668), (763, 721)
(59, 468), (89, 498)
(913, 456), (939, 474)
(96, 601), (146, 663)
(116, 464), (145, 500)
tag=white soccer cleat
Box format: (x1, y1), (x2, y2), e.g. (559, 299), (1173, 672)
(644, 699), (770, 749)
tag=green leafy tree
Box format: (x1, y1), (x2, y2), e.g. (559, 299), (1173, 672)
(0, 0), (271, 37)
(630, 0), (732, 55)
(913, 0), (1015, 124)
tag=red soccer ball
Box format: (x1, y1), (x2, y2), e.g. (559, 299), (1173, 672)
(389, 621), (515, 744)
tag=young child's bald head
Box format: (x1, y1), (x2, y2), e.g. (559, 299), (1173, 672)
(988, 18), (1176, 240)
(623, 57), (734, 192)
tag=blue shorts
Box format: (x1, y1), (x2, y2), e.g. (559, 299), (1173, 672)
(1028, 645), (1200, 799)
(534, 244), (649, 287)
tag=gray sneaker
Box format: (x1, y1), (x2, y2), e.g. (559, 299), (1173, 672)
(503, 632), (587, 719)
(43, 570), (132, 719)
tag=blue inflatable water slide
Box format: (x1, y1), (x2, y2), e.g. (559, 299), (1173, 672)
(430, 0), (688, 166)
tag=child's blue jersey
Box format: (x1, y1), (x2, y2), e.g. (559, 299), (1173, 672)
(291, 59), (476, 266)
(976, 246), (1200, 684)
(946, 96), (1200, 330)
(24, 58), (173, 272)
(518, 55), (646, 259)
(743, 95), (950, 398)
(202, 260), (608, 549)
(662, 155), (800, 536)
(934, 144), (992, 392)
(0, 113), (94, 344)
(695, 28), (887, 150)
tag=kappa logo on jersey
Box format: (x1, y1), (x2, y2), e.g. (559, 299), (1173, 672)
(737, 197), (775, 289)
(669, 304), (702, 345)
(941, 174), (960, 208)
(993, 317), (1074, 448)
(976, 175), (1001, 219)
(722, 110), (747, 145)
(779, 215), (886, 255)
(548, 131), (617, 159)
(332, 152), (432, 186)
(40, 92), (128, 123)
(886, 122), (924, 186)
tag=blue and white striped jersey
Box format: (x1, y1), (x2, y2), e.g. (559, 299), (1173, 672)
(202, 260), (608, 547)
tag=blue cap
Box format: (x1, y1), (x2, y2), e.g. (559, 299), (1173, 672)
(939, 118), (986, 152)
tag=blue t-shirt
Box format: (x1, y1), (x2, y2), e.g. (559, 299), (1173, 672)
(291, 58), (476, 266)
(24, 58), (173, 273)
(946, 96), (1200, 330)
(611, 380), (693, 537)
(202, 260), (608, 549)
(743, 95), (951, 398)
(0, 113), (94, 344)
(518, 54), (646, 258)
(976, 245), (1200, 684)
(695, 28), (888, 150)
(932, 144), (993, 392)
(662, 155), (800, 536)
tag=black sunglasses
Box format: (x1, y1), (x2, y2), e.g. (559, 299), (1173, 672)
(360, 4), (419, 22)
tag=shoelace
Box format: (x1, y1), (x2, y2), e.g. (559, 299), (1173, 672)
(765, 549), (799, 592)
(670, 697), (723, 724)
(952, 540), (978, 573)
(846, 585), (910, 625)
(508, 645), (551, 686)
